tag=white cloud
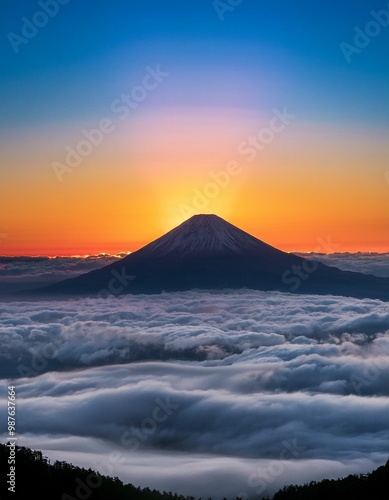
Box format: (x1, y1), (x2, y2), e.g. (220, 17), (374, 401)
(3, 361), (388, 497)
(297, 252), (389, 278)
(1, 289), (389, 498)
(0, 254), (123, 293)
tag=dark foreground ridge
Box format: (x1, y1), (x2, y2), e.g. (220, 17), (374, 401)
(1, 444), (388, 500)
(19, 214), (389, 301)
(272, 458), (389, 500)
(0, 444), (244, 500)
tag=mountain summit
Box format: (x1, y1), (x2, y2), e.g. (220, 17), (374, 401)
(28, 214), (389, 301)
(136, 214), (285, 258)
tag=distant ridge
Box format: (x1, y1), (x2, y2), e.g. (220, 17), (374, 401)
(21, 214), (389, 301)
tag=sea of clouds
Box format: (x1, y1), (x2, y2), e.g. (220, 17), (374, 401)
(0, 254), (125, 293)
(0, 252), (388, 498)
(297, 252), (389, 278)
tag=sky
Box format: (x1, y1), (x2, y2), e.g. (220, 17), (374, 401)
(1, 0), (389, 255)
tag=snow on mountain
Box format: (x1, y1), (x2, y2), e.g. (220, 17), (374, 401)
(138, 214), (280, 258)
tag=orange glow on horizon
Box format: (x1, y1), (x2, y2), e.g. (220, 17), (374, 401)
(1, 113), (388, 256)
(2, 217), (388, 257)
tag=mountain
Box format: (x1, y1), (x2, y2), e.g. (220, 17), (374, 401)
(26, 214), (389, 300)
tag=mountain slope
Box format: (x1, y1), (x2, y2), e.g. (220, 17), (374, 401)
(0, 444), (201, 500)
(273, 458), (389, 500)
(25, 214), (389, 301)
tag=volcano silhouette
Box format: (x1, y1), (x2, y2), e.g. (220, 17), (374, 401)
(31, 214), (389, 300)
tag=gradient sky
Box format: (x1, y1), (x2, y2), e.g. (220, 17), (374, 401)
(1, 0), (389, 255)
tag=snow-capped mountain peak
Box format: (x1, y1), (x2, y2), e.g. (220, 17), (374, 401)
(138, 214), (277, 258)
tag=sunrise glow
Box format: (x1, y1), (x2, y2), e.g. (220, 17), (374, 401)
(1, 1), (388, 256)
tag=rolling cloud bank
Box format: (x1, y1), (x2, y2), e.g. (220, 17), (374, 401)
(0, 252), (388, 498)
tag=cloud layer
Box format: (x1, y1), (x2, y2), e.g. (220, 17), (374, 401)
(1, 288), (389, 498)
(1, 290), (389, 388)
(0, 254), (124, 293)
(297, 252), (389, 278)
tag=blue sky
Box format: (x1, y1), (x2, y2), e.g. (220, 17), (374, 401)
(2, 0), (389, 127)
(1, 0), (389, 255)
